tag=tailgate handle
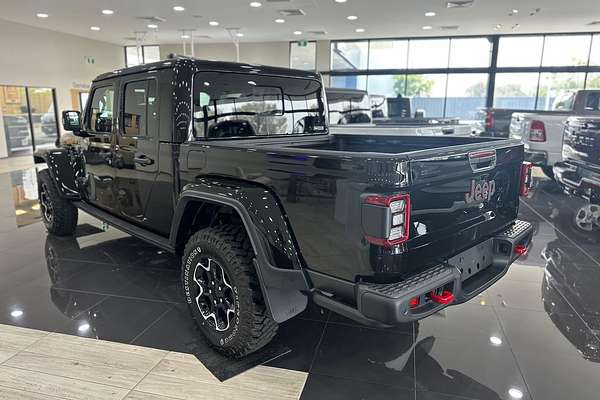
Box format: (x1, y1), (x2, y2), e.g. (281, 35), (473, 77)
(468, 150), (496, 172)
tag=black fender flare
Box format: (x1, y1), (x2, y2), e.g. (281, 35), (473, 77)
(170, 179), (310, 323)
(34, 148), (82, 199)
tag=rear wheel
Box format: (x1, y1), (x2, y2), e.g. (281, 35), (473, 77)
(181, 225), (277, 358)
(38, 169), (78, 236)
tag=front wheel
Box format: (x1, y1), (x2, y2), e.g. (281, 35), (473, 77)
(181, 225), (278, 358)
(38, 169), (78, 236)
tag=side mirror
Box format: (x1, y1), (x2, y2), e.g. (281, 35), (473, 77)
(62, 110), (82, 134)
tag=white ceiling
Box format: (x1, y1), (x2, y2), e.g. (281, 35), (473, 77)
(1, 0), (599, 45)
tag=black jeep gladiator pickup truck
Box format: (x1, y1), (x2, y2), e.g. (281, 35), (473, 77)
(35, 57), (533, 357)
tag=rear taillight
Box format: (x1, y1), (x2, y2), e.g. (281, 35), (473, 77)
(363, 193), (411, 247)
(520, 161), (533, 196)
(529, 120), (546, 142)
(485, 112), (494, 130)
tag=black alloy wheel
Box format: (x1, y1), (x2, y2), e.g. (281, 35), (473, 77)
(192, 256), (236, 332)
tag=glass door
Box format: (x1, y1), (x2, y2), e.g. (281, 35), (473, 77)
(0, 86), (33, 157)
(28, 87), (58, 150)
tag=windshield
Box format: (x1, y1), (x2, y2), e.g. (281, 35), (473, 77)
(193, 72), (327, 138)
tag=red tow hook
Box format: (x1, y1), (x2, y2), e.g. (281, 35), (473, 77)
(514, 244), (528, 256)
(430, 290), (455, 305)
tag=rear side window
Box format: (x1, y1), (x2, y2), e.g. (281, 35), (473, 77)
(193, 72), (327, 139)
(584, 92), (600, 112)
(123, 79), (158, 137)
(88, 86), (114, 133)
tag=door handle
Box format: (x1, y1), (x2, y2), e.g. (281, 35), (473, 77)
(133, 156), (153, 166)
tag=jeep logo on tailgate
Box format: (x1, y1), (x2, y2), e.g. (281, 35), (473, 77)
(465, 180), (496, 203)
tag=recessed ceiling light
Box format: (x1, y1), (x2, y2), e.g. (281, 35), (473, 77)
(147, 24), (158, 29)
(36, 12), (49, 18)
(495, 23), (503, 30)
(489, 336), (503, 346)
(209, 21), (220, 26)
(293, 30), (303, 35)
(346, 15), (358, 20)
(10, 310), (23, 318)
(275, 18), (286, 23)
(78, 323), (90, 332)
(355, 28), (365, 33)
(101, 9), (114, 15)
(181, 34), (190, 39)
(508, 388), (523, 399)
(512, 9), (519, 13)
(425, 11), (436, 17)
(90, 26), (101, 31)
(236, 32), (244, 37)
(173, 6), (185, 12)
(335, 0), (348, 3)
(422, 25), (433, 30)
(250, 2), (262, 7)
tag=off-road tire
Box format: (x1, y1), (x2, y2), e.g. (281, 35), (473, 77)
(181, 225), (278, 358)
(38, 169), (78, 236)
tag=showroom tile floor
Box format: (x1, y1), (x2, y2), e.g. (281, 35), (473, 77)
(1, 166), (600, 400)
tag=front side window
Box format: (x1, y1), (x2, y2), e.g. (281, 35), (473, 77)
(88, 86), (114, 133)
(123, 80), (158, 136)
(193, 72), (327, 138)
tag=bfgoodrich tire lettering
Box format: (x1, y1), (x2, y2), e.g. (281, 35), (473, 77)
(182, 225), (278, 357)
(38, 169), (78, 236)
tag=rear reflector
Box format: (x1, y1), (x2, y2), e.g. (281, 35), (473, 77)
(430, 290), (455, 305)
(514, 244), (528, 256)
(485, 111), (494, 130)
(364, 193), (411, 247)
(519, 162), (533, 196)
(529, 120), (546, 142)
(409, 297), (420, 308)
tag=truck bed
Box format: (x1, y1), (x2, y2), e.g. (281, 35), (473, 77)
(182, 133), (523, 287)
(286, 133), (503, 154)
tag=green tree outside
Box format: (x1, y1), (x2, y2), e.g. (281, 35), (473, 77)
(393, 75), (434, 97)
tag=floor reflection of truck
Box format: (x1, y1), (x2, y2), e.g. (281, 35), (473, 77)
(3, 115), (31, 153)
(541, 193), (600, 361)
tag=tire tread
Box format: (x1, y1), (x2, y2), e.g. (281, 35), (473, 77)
(182, 224), (278, 357)
(38, 169), (78, 236)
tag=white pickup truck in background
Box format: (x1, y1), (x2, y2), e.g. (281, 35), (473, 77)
(509, 89), (600, 178)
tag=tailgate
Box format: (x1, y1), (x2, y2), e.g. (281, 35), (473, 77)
(564, 118), (600, 166)
(509, 113), (528, 140)
(405, 141), (523, 268)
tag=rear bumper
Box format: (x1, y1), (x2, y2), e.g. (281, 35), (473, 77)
(554, 161), (600, 201)
(313, 220), (533, 326)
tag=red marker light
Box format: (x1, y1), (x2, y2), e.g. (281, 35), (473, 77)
(409, 297), (420, 308)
